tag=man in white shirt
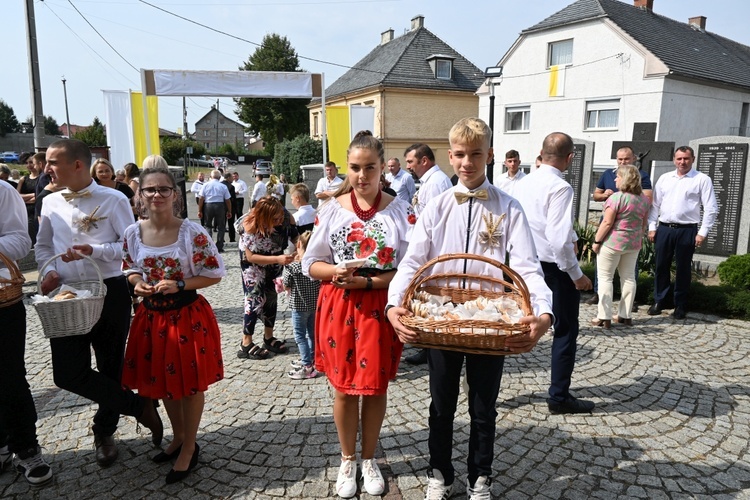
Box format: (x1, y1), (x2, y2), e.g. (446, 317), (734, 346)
(402, 143), (453, 364)
(405, 143), (453, 217)
(385, 157), (416, 203)
(647, 146), (717, 319)
(251, 173), (267, 208)
(314, 161), (343, 203)
(190, 171), (206, 226)
(36, 139), (163, 467)
(387, 118), (553, 499)
(495, 149), (526, 197)
(198, 170), (231, 252)
(0, 182), (53, 485)
(232, 171), (248, 217)
(516, 132), (594, 415)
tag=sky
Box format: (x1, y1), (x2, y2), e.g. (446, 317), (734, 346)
(3, 0), (749, 135)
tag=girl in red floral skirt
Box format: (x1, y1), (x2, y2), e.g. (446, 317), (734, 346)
(302, 131), (415, 498)
(121, 159), (225, 484)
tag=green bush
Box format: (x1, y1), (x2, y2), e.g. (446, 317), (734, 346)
(717, 254), (750, 290)
(273, 134), (323, 182)
(160, 137), (206, 166)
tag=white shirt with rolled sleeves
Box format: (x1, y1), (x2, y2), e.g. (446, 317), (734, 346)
(36, 180), (133, 282)
(514, 165), (583, 281)
(647, 168), (718, 237)
(232, 179), (248, 199)
(315, 176), (343, 196)
(495, 170), (526, 198)
(387, 179), (553, 318)
(0, 181), (32, 265)
(413, 165), (452, 217)
(386, 168), (416, 204)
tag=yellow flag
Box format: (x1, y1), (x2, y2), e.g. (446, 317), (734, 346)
(130, 92), (161, 164)
(549, 65), (565, 97)
(326, 106), (350, 173)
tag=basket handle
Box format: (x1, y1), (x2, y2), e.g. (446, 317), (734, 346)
(0, 251), (24, 285)
(36, 252), (105, 296)
(401, 252), (532, 310)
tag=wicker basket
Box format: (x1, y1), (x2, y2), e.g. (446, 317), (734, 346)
(400, 253), (532, 355)
(33, 253), (107, 338)
(0, 252), (25, 308)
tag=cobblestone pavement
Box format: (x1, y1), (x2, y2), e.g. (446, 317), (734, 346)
(3, 168), (749, 498)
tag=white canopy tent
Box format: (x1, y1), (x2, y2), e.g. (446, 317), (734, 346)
(140, 69), (327, 162)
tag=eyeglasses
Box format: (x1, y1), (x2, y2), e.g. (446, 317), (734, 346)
(141, 186), (175, 197)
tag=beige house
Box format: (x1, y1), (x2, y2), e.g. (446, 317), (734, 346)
(308, 15), (485, 170)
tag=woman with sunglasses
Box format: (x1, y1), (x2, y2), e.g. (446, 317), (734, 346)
(121, 155), (225, 484)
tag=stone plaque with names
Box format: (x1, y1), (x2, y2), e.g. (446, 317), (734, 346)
(562, 143), (585, 222)
(696, 143), (748, 256)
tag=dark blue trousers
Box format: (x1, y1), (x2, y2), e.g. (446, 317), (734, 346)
(653, 224), (697, 308)
(427, 348), (505, 486)
(541, 261), (581, 404)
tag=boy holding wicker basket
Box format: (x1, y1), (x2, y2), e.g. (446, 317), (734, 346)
(386, 118), (554, 500)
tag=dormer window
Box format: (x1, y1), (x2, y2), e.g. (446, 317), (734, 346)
(426, 54), (454, 80)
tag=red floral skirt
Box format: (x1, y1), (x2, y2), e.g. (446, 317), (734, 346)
(315, 283), (403, 396)
(122, 295), (224, 400)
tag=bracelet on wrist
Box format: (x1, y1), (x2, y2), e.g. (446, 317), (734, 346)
(365, 276), (373, 290)
(594, 241), (603, 245)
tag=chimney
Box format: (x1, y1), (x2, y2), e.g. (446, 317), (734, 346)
(633, 0), (653, 10)
(689, 15), (707, 30)
(381, 28), (394, 45)
(410, 15), (424, 31)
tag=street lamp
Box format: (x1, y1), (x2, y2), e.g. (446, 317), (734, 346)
(62, 76), (71, 138)
(484, 66), (503, 184)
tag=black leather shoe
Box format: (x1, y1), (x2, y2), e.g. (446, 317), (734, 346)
(137, 398), (164, 446)
(165, 444), (199, 485)
(153, 445), (182, 463)
(672, 307), (687, 320)
(647, 304), (663, 316)
(548, 397), (595, 415)
(404, 349), (428, 365)
(584, 294), (599, 305)
(94, 434), (118, 467)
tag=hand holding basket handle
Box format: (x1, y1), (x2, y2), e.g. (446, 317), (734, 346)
(40, 245), (94, 295)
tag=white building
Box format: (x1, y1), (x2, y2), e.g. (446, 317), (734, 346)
(480, 0), (750, 181)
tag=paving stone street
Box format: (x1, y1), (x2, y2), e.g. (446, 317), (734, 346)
(2, 168), (749, 499)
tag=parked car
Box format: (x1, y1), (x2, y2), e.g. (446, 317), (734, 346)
(0, 151), (20, 163)
(217, 156), (238, 166)
(176, 156), (213, 168)
(254, 160), (272, 178)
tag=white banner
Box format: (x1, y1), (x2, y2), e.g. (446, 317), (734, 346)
(103, 90), (135, 170)
(152, 70), (314, 98)
(350, 106), (376, 139)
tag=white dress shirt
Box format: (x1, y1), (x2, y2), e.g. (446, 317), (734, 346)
(36, 180), (133, 281)
(414, 165), (453, 216)
(496, 170), (526, 198)
(386, 168), (416, 203)
(387, 179), (553, 318)
(647, 168), (718, 237)
(251, 180), (267, 202)
(232, 179), (248, 199)
(0, 181), (32, 268)
(293, 204), (316, 227)
(190, 179), (204, 196)
(515, 165), (583, 281)
(198, 179), (230, 203)
(315, 176), (343, 195)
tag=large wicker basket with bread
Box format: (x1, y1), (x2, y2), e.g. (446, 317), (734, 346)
(399, 253), (532, 355)
(0, 251), (25, 308)
(33, 253), (107, 338)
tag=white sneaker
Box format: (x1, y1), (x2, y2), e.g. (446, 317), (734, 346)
(13, 446), (53, 486)
(425, 468), (453, 500)
(361, 458), (385, 495)
(288, 365), (319, 380)
(0, 445), (12, 470)
(466, 476), (492, 500)
(336, 459), (357, 498)
(290, 359), (304, 369)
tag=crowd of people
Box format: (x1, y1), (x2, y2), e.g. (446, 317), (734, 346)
(0, 121), (718, 498)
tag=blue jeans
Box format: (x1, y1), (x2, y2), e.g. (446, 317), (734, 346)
(291, 310), (315, 366)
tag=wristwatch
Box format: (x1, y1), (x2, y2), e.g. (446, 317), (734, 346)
(365, 276), (373, 290)
(594, 240), (603, 245)
(176, 280), (186, 292)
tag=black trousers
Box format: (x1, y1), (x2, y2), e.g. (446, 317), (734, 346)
(541, 261), (581, 404)
(427, 348), (505, 486)
(204, 202), (227, 249)
(0, 301), (39, 454)
(49, 276), (144, 436)
(236, 198), (245, 219)
(653, 224), (697, 308)
(196, 197), (207, 227)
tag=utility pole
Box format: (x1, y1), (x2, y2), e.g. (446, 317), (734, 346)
(215, 99), (220, 155)
(25, 0), (45, 150)
(182, 96), (188, 139)
(62, 77), (71, 138)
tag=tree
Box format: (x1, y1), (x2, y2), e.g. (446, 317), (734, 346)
(235, 34), (310, 157)
(273, 134), (323, 182)
(0, 100), (21, 137)
(73, 117), (107, 147)
(160, 137), (206, 166)
(44, 116), (62, 136)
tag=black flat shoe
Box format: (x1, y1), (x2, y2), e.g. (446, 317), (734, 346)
(152, 445), (182, 463)
(548, 396), (595, 415)
(165, 444), (199, 485)
(672, 307), (687, 320)
(647, 304), (663, 316)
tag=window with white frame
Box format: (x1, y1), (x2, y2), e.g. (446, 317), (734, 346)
(585, 100), (620, 129)
(203, 130), (208, 137)
(548, 39), (573, 67)
(436, 60), (452, 79)
(313, 114), (319, 136)
(222, 130), (227, 137)
(505, 106), (531, 132)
